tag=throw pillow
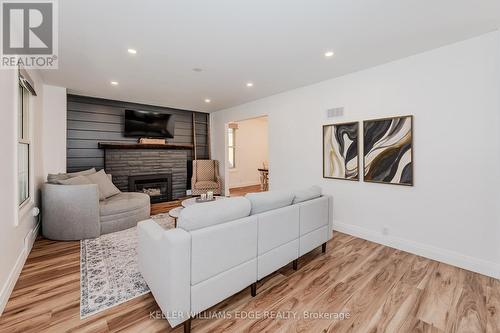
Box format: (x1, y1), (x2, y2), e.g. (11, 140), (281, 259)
(56, 175), (92, 185)
(47, 173), (69, 183)
(47, 168), (96, 183)
(67, 168), (96, 178)
(86, 169), (121, 200)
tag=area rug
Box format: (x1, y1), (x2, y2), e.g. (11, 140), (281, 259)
(80, 214), (174, 318)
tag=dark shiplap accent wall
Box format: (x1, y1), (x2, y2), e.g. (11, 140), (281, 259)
(67, 95), (209, 172)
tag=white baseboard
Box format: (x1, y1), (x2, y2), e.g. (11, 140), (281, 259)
(0, 222), (40, 316)
(333, 221), (500, 279)
(25, 222), (40, 254)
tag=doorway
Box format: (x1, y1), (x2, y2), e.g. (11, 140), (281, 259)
(225, 116), (268, 196)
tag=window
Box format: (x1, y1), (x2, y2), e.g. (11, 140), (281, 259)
(228, 127), (236, 169)
(18, 84), (30, 206)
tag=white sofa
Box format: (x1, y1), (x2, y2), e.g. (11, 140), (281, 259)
(138, 187), (333, 332)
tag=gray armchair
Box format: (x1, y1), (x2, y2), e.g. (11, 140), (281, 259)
(42, 183), (150, 240)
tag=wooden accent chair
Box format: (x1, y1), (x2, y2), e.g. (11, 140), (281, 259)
(191, 160), (222, 195)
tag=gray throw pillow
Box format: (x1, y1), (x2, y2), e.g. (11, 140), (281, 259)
(67, 168), (96, 178)
(86, 169), (121, 200)
(47, 173), (69, 183)
(56, 175), (93, 185)
(47, 168), (96, 183)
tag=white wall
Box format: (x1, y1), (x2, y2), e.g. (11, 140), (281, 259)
(229, 117), (268, 188)
(42, 85), (67, 174)
(0, 70), (67, 314)
(211, 31), (500, 278)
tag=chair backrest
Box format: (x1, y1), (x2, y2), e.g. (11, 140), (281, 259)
(194, 160), (219, 181)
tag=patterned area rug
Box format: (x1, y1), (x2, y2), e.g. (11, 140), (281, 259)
(80, 214), (174, 318)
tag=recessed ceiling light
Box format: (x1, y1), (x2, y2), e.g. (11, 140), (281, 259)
(324, 51), (335, 58)
(246, 82), (254, 87)
(204, 98), (211, 103)
(110, 81), (119, 86)
(127, 48), (137, 54)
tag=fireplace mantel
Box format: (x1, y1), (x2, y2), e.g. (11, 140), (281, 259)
(98, 142), (194, 150)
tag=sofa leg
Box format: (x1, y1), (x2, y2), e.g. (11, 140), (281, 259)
(292, 259), (298, 271)
(322, 242), (327, 253)
(250, 282), (257, 297)
(184, 318), (192, 333)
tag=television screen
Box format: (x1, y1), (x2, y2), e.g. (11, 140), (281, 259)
(124, 110), (175, 138)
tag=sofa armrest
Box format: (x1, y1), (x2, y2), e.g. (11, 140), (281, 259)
(215, 175), (222, 190)
(42, 183), (100, 240)
(138, 220), (191, 328)
(191, 161), (197, 186)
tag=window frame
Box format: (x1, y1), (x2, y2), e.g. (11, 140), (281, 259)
(227, 127), (236, 169)
(18, 83), (31, 209)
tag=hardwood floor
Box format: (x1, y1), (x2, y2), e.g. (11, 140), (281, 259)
(150, 198), (186, 215)
(229, 185), (262, 197)
(1, 231), (498, 333)
(150, 185), (262, 215)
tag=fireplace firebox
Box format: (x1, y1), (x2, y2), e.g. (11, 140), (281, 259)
(128, 174), (172, 203)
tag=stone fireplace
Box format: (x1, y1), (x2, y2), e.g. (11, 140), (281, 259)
(99, 142), (192, 201)
(129, 174), (172, 203)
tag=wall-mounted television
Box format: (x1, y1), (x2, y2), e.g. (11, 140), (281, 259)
(124, 110), (175, 138)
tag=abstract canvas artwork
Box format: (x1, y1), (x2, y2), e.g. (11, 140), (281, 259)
(323, 122), (359, 180)
(363, 115), (413, 186)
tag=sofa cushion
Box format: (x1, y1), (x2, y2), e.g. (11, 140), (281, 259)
(47, 168), (96, 183)
(100, 205), (150, 234)
(178, 197), (251, 231)
(56, 175), (92, 185)
(257, 205), (300, 255)
(190, 215), (257, 285)
(194, 180), (219, 190)
(293, 185), (322, 204)
(100, 192), (150, 217)
(86, 169), (121, 200)
(298, 196), (330, 235)
(245, 191), (295, 215)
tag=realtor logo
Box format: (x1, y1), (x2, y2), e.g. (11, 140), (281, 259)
(1, 0), (58, 68)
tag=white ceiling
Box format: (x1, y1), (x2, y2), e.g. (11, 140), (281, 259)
(40, 0), (500, 112)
